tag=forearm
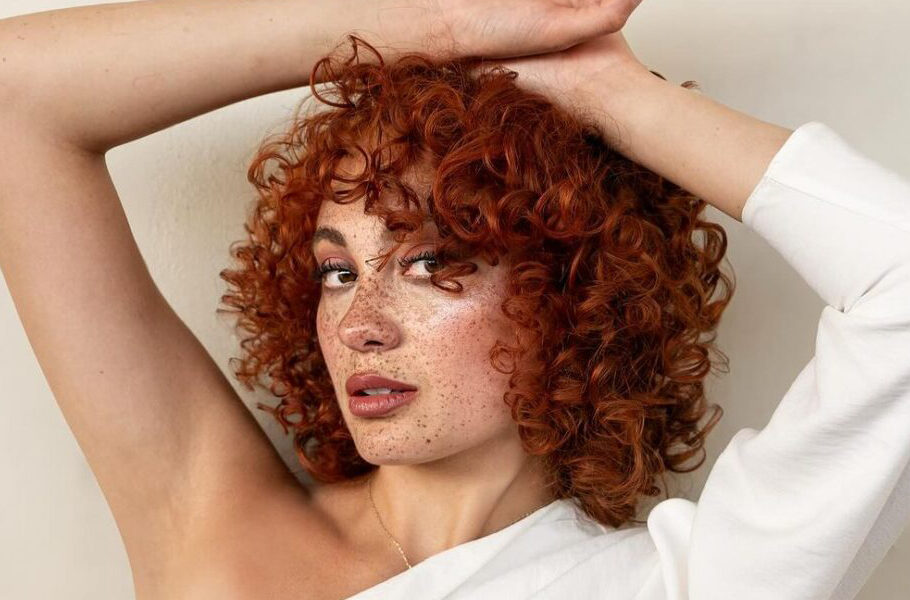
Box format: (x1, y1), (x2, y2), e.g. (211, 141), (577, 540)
(580, 62), (794, 223)
(0, 0), (432, 154)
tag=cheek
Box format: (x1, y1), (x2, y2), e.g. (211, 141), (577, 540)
(316, 295), (341, 339)
(315, 299), (342, 371)
(316, 299), (327, 338)
(420, 302), (515, 421)
(424, 272), (514, 375)
(315, 301), (325, 347)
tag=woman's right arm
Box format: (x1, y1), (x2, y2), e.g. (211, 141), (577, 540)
(0, 0), (642, 155)
(0, 0), (641, 593)
(0, 0), (432, 154)
(0, 0), (426, 592)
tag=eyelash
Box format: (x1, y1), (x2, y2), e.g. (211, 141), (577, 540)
(314, 249), (440, 287)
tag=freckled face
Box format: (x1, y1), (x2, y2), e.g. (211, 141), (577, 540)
(313, 166), (520, 465)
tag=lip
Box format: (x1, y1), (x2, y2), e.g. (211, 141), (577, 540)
(346, 372), (419, 418)
(348, 390), (418, 418)
(346, 373), (418, 397)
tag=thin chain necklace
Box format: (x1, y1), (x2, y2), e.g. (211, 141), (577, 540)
(367, 474), (550, 570)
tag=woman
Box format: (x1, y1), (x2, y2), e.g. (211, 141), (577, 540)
(0, 1), (907, 599)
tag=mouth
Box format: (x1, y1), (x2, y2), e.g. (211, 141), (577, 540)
(348, 389), (418, 418)
(345, 373), (418, 396)
(345, 372), (419, 418)
(351, 388), (413, 396)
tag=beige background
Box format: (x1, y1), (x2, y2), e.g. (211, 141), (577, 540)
(1, 0), (909, 597)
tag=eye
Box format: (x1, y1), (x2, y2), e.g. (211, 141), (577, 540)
(315, 258), (357, 290)
(396, 249), (442, 277)
(314, 250), (442, 290)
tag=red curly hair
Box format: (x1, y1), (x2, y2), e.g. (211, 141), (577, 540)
(217, 34), (734, 528)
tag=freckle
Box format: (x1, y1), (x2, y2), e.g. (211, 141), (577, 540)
(425, 439), (431, 444)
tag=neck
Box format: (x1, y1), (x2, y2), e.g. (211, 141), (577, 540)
(361, 433), (556, 566)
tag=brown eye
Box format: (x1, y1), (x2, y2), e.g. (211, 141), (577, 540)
(397, 250), (441, 276)
(317, 259), (356, 289)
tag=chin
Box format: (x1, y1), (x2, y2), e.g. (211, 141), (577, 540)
(352, 433), (455, 466)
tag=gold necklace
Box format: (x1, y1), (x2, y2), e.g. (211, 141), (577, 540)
(367, 474), (550, 570)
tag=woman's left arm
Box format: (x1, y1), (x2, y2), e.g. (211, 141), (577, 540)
(499, 31), (793, 222)
(579, 48), (794, 223)
(572, 34), (910, 600)
(483, 11), (910, 593)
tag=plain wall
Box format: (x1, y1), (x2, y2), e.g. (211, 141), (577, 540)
(1, 0), (908, 597)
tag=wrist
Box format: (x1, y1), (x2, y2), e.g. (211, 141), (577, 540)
(329, 0), (452, 66)
(573, 59), (672, 158)
(577, 56), (793, 222)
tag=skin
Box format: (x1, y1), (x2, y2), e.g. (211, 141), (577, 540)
(311, 155), (555, 565)
(1, 0), (795, 594)
(308, 27), (792, 568)
(496, 31), (793, 221)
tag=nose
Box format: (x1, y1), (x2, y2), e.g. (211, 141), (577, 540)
(336, 278), (402, 352)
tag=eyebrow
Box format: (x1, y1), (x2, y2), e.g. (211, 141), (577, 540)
(312, 226), (347, 249)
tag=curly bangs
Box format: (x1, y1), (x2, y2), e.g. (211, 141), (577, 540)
(216, 34), (735, 528)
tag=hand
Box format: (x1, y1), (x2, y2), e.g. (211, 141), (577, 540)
(376, 0), (645, 60)
(485, 31), (650, 119)
(489, 29), (795, 221)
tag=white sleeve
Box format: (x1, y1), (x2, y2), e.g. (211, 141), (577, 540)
(645, 121), (910, 600)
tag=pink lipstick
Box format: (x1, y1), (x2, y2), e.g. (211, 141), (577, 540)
(346, 373), (418, 418)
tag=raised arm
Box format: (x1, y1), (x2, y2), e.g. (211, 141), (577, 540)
(0, 0), (643, 155)
(589, 60), (793, 221)
(0, 0), (644, 594)
(0, 0), (426, 153)
(585, 34), (910, 600)
(510, 29), (910, 600)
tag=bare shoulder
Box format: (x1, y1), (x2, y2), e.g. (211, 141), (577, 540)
(151, 479), (337, 598)
(152, 474), (398, 600)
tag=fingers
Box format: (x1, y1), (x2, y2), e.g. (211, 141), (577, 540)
(549, 0), (643, 50)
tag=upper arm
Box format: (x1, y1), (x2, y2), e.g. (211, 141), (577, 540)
(0, 116), (301, 580)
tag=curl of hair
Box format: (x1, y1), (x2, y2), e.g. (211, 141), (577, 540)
(217, 35), (735, 528)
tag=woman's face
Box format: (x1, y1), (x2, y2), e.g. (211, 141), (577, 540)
(313, 164), (522, 465)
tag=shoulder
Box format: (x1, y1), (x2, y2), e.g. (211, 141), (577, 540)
(151, 478), (355, 598)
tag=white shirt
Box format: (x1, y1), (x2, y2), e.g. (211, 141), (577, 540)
(347, 121), (910, 600)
